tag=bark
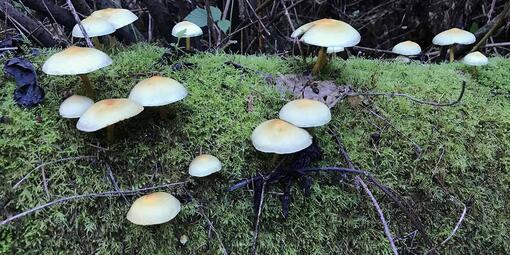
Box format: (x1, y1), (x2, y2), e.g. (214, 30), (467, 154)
(71, 0), (92, 16)
(19, 0), (75, 30)
(0, 0), (58, 47)
(140, 0), (173, 42)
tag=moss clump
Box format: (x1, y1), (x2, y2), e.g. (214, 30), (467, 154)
(1, 44), (509, 254)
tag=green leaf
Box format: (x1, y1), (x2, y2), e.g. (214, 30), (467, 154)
(217, 19), (231, 33)
(184, 6), (222, 27)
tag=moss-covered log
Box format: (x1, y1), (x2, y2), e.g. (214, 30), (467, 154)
(1, 44), (509, 254)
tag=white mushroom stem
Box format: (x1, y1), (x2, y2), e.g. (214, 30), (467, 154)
(79, 74), (95, 99)
(449, 45), (455, 63)
(185, 38), (191, 51)
(312, 47), (328, 75)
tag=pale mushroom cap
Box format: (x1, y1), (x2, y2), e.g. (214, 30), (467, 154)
(128, 76), (188, 107)
(59, 95), (94, 118)
(279, 99), (331, 128)
(326, 46), (344, 53)
(42, 46), (112, 75)
(72, 16), (116, 38)
(172, 21), (203, 38)
(188, 154), (222, 177)
(392, 41), (422, 56)
(76, 98), (143, 132)
(251, 119), (312, 154)
(462, 51), (489, 66)
(291, 19), (361, 47)
(432, 28), (476, 46)
(90, 8), (138, 29)
(126, 192), (181, 225)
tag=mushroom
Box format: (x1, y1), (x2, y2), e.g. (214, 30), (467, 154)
(126, 192), (181, 226)
(42, 46), (112, 98)
(326, 46), (344, 54)
(128, 76), (187, 119)
(59, 95), (94, 119)
(392, 41), (421, 62)
(188, 154), (222, 177)
(171, 21), (203, 51)
(291, 19), (360, 75)
(71, 16), (115, 38)
(432, 28), (475, 63)
(90, 8), (138, 29)
(76, 98), (143, 142)
(251, 119), (312, 154)
(278, 99), (331, 128)
(462, 51), (488, 77)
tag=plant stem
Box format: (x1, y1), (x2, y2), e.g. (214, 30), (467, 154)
(186, 37), (191, 51)
(312, 47), (328, 75)
(106, 124), (114, 143)
(79, 74), (94, 98)
(449, 45), (455, 63)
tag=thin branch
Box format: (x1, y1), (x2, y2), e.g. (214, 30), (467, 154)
(349, 81), (466, 107)
(251, 179), (266, 255)
(65, 0), (93, 47)
(357, 176), (398, 255)
(1, 181), (187, 225)
(424, 200), (468, 254)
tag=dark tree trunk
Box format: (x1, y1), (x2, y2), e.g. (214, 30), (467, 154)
(19, 0), (75, 30)
(140, 0), (173, 42)
(0, 0), (59, 47)
(71, 0), (92, 16)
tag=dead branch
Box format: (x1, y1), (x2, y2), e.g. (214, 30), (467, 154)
(65, 0), (93, 47)
(251, 178), (266, 255)
(424, 200), (468, 254)
(1, 181), (187, 225)
(20, 0), (75, 29)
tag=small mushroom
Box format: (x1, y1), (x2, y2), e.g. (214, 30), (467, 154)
(291, 19), (360, 75)
(462, 51), (488, 77)
(126, 192), (181, 226)
(90, 8), (138, 29)
(76, 98), (143, 142)
(71, 16), (115, 38)
(188, 154), (222, 177)
(278, 99), (331, 128)
(42, 46), (112, 98)
(59, 95), (94, 119)
(432, 28), (475, 63)
(392, 41), (421, 62)
(251, 119), (312, 154)
(128, 76), (187, 119)
(171, 21), (203, 51)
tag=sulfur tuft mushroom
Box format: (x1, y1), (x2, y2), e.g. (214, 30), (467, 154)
(278, 99), (331, 128)
(128, 76), (187, 119)
(71, 16), (116, 38)
(90, 8), (138, 29)
(59, 95), (94, 119)
(126, 192), (181, 226)
(251, 119), (312, 154)
(76, 98), (143, 142)
(432, 28), (475, 63)
(392, 41), (421, 57)
(291, 19), (360, 75)
(171, 21), (203, 51)
(462, 51), (489, 77)
(188, 154), (222, 177)
(42, 46), (112, 98)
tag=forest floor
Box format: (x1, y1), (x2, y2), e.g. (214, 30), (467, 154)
(1, 43), (509, 254)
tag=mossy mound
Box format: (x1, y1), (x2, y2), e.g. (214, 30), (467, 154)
(1, 44), (509, 254)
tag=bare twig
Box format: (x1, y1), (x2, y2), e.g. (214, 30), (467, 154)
(13, 156), (96, 189)
(65, 0), (93, 47)
(424, 200), (468, 254)
(1, 181), (187, 225)
(251, 179), (266, 255)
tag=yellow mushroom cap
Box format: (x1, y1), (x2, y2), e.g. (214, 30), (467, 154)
(59, 95), (94, 118)
(291, 19), (360, 47)
(279, 99), (331, 128)
(326, 46), (344, 53)
(462, 51), (489, 66)
(72, 16), (116, 38)
(42, 46), (112, 75)
(392, 41), (421, 56)
(126, 192), (181, 226)
(172, 21), (203, 38)
(76, 98), (143, 132)
(188, 154), (222, 177)
(128, 76), (188, 107)
(251, 119), (312, 154)
(90, 8), (138, 29)
(432, 28), (475, 46)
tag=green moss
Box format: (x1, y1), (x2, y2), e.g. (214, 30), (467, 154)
(1, 44), (509, 254)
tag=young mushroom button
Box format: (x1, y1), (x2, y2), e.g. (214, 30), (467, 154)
(59, 95), (94, 119)
(126, 192), (181, 225)
(251, 119), (312, 154)
(128, 76), (188, 107)
(188, 154), (222, 177)
(172, 21), (203, 51)
(392, 41), (421, 56)
(462, 51), (489, 66)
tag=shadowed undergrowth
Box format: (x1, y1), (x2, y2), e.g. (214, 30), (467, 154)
(1, 44), (509, 254)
